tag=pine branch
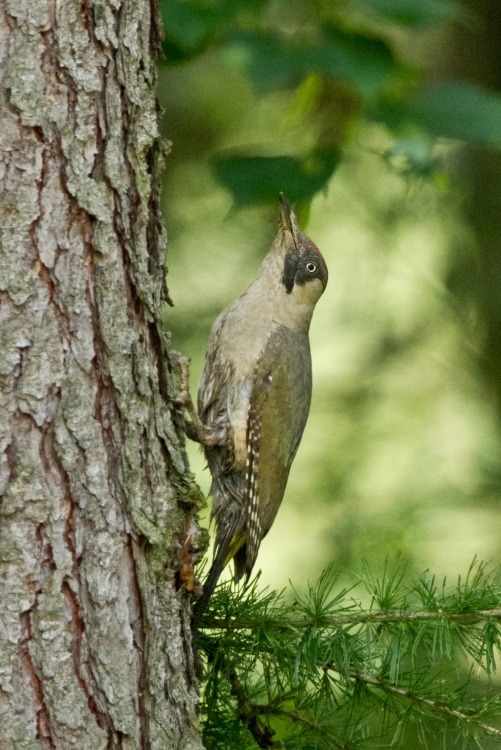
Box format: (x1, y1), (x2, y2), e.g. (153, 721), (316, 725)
(207, 646), (281, 748)
(339, 667), (501, 738)
(222, 659), (360, 750)
(259, 706), (358, 750)
(227, 667), (276, 748)
(199, 560), (501, 748)
(203, 607), (501, 630)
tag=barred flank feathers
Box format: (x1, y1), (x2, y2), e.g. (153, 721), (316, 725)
(245, 404), (262, 575)
(192, 521), (239, 633)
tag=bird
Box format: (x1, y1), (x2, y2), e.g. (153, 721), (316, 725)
(182, 193), (328, 628)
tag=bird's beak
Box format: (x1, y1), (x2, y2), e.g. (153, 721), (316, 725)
(279, 193), (300, 248)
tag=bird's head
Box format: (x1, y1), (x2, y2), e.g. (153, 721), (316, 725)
(278, 193), (328, 307)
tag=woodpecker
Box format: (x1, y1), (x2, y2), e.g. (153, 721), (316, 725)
(183, 194), (328, 627)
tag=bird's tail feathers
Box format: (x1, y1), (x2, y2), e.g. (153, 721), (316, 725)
(191, 525), (245, 633)
(191, 542), (227, 633)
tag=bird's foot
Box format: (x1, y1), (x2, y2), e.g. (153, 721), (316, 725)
(171, 351), (221, 447)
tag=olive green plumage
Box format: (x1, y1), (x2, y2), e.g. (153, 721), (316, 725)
(191, 194), (328, 625)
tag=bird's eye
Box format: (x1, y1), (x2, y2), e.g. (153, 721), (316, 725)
(305, 262), (317, 273)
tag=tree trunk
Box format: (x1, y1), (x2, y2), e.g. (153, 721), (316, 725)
(0, 1), (203, 748)
(456, 0), (501, 421)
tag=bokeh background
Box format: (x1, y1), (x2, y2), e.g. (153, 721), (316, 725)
(158, 0), (501, 595)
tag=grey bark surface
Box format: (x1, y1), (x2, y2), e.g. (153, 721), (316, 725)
(0, 1), (204, 748)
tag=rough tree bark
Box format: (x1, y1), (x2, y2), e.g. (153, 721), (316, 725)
(0, 1), (204, 748)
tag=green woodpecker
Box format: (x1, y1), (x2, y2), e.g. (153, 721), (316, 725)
(185, 194), (328, 625)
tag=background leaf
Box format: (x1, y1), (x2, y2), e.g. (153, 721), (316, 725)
(375, 81), (501, 148)
(212, 150), (341, 208)
(352, 0), (467, 27)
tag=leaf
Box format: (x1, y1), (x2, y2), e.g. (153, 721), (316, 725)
(352, 0), (466, 27)
(212, 150), (340, 208)
(160, 0), (267, 62)
(321, 25), (406, 99)
(161, 0), (216, 61)
(223, 28), (407, 99)
(384, 127), (438, 177)
(222, 32), (306, 92)
(375, 81), (501, 149)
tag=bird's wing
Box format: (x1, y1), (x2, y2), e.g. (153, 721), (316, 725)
(198, 316), (232, 426)
(244, 325), (312, 573)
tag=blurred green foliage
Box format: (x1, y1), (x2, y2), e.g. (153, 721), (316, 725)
(354, 0), (464, 26)
(212, 151), (341, 207)
(160, 0), (501, 209)
(158, 0), (501, 745)
(158, 0), (501, 606)
(374, 81), (501, 149)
